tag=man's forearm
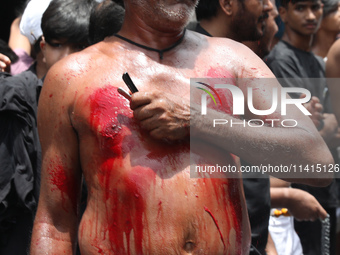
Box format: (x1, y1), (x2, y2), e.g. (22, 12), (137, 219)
(319, 114), (340, 149)
(190, 105), (334, 185)
(30, 221), (76, 254)
(270, 188), (291, 208)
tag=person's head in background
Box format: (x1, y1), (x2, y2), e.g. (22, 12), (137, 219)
(195, 0), (270, 41)
(321, 0), (340, 26)
(40, 0), (93, 71)
(112, 0), (124, 7)
(20, 0), (52, 78)
(312, 0), (340, 57)
(244, 0), (279, 58)
(321, 0), (340, 39)
(279, 0), (323, 46)
(89, 0), (125, 45)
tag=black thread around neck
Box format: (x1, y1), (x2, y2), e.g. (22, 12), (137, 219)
(113, 29), (186, 60)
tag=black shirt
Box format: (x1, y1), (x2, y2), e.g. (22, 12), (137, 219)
(0, 69), (42, 245)
(265, 40), (338, 208)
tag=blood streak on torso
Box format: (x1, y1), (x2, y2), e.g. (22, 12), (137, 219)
(78, 85), (244, 254)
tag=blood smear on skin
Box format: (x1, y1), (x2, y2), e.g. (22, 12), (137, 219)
(49, 156), (77, 213)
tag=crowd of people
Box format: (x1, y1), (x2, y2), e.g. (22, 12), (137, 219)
(1, 0), (340, 254)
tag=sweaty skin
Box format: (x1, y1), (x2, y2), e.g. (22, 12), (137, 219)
(32, 33), (252, 254)
(31, 1), (333, 254)
(326, 39), (340, 124)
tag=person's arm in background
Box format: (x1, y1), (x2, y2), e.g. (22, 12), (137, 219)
(270, 177), (327, 221)
(302, 95), (340, 151)
(326, 40), (340, 125)
(8, 17), (31, 55)
(266, 232), (278, 255)
(319, 113), (340, 149)
(8, 17), (34, 75)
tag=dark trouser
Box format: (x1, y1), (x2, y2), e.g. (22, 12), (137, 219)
(249, 244), (265, 255)
(294, 207), (336, 255)
(0, 211), (33, 255)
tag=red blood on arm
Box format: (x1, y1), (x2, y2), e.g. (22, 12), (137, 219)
(49, 155), (77, 213)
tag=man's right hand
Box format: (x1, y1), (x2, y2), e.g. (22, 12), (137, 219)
(130, 91), (190, 141)
(286, 188), (328, 221)
(302, 95), (323, 128)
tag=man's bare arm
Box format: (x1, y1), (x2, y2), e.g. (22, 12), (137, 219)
(319, 113), (340, 149)
(30, 65), (82, 254)
(326, 40), (340, 124)
(270, 177), (327, 221)
(130, 46), (333, 186)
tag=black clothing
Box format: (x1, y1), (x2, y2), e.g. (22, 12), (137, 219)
(265, 40), (326, 100)
(192, 23), (211, 37)
(295, 207), (337, 255)
(265, 40), (338, 208)
(265, 40), (326, 79)
(265, 40), (338, 255)
(0, 69), (42, 254)
(243, 174), (271, 255)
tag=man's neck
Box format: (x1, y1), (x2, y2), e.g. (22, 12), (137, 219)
(118, 22), (186, 52)
(199, 17), (239, 41)
(281, 28), (314, 52)
(117, 6), (190, 51)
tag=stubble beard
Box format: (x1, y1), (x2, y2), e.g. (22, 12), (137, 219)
(231, 4), (263, 41)
(131, 0), (198, 31)
(156, 1), (197, 29)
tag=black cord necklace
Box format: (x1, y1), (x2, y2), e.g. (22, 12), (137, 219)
(113, 29), (186, 60)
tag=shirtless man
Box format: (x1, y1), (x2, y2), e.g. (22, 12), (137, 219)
(30, 0), (333, 254)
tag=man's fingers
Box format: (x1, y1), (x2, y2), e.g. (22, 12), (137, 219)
(300, 93), (307, 99)
(117, 87), (131, 101)
(117, 87), (131, 100)
(139, 115), (159, 131)
(133, 104), (157, 121)
(130, 92), (154, 110)
(314, 102), (323, 113)
(0, 61), (8, 71)
(313, 112), (323, 120)
(318, 207), (328, 220)
(310, 96), (321, 104)
(0, 53), (11, 65)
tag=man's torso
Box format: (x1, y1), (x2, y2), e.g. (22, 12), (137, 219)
(55, 32), (253, 254)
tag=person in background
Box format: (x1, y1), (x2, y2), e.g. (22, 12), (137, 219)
(243, 0), (279, 58)
(265, 0), (339, 253)
(0, 0), (92, 254)
(88, 0), (125, 45)
(312, 0), (340, 59)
